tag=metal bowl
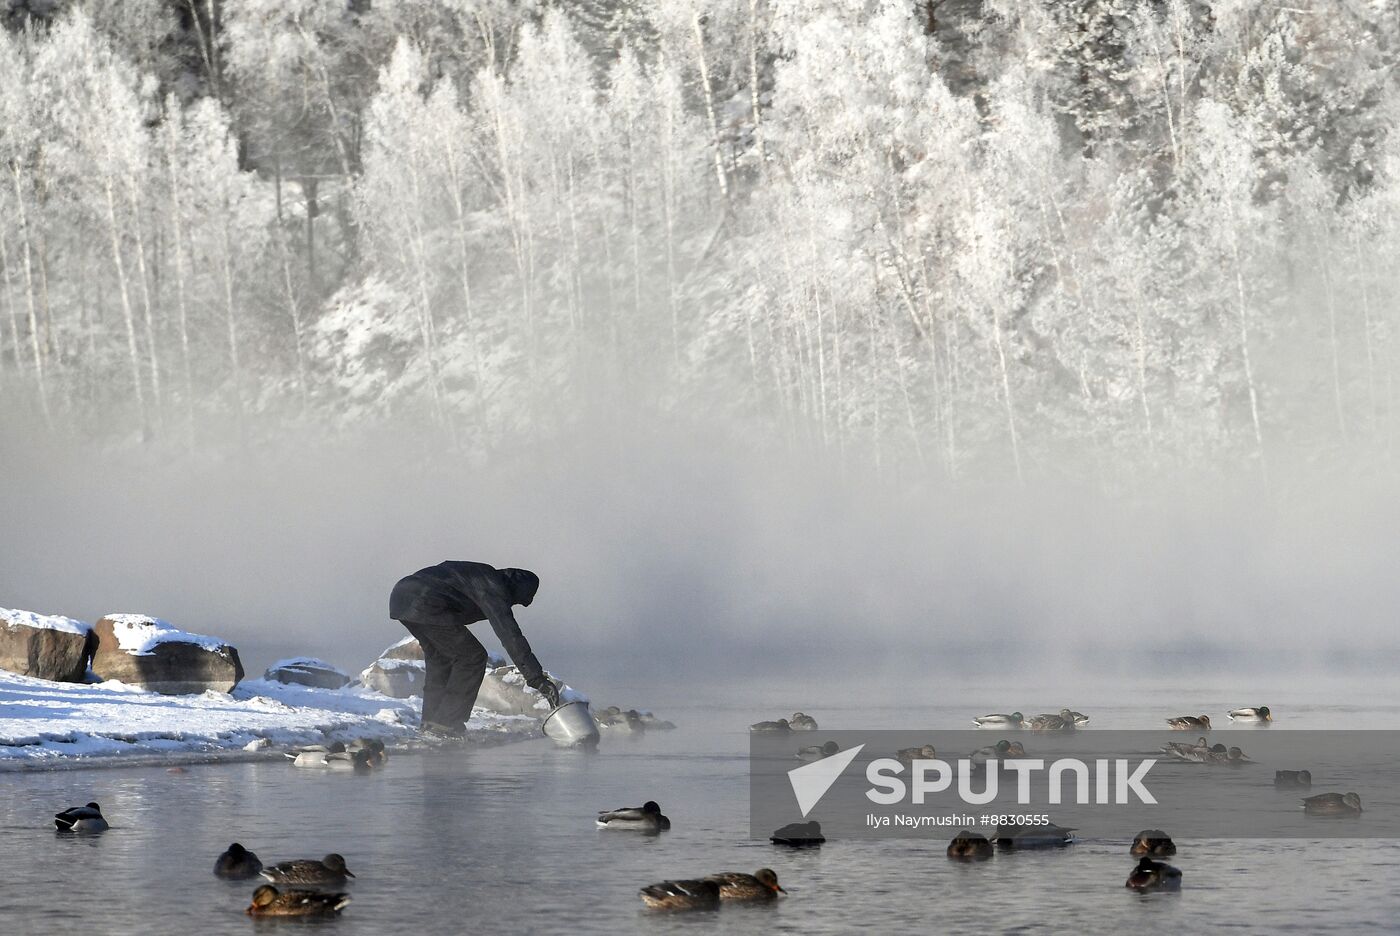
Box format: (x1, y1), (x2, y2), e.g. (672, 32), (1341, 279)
(542, 700), (600, 746)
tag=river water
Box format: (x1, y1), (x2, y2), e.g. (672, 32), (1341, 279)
(2, 681), (1398, 934)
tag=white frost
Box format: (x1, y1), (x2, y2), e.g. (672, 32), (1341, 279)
(0, 608), (91, 636)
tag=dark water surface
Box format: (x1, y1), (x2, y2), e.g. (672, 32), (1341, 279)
(3, 687), (1399, 934)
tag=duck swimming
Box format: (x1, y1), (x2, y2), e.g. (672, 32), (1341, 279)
(973, 712), (1025, 729)
(1130, 830), (1176, 857)
(1275, 769), (1312, 789)
(259, 854), (355, 886)
(1125, 856), (1182, 891)
(1162, 737), (1211, 762)
(1302, 792), (1362, 817)
(289, 749), (372, 771)
(54, 803), (108, 833)
(705, 869), (786, 902)
(770, 820), (824, 846)
(796, 741), (839, 762)
(947, 830), (994, 860)
(1227, 706), (1272, 722)
(750, 718), (791, 732)
(638, 878), (721, 911)
(1206, 745), (1249, 766)
(596, 800), (670, 832)
(790, 712), (819, 731)
(346, 738), (387, 766)
(1166, 715), (1211, 731)
(969, 739), (1012, 767)
(246, 885), (350, 917)
(1028, 712), (1073, 732)
(214, 843), (263, 879)
(993, 823), (1075, 848)
(896, 744), (938, 764)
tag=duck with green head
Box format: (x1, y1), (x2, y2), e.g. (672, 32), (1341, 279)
(972, 712), (1025, 729)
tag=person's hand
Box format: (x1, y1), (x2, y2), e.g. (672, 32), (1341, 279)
(533, 679), (561, 708)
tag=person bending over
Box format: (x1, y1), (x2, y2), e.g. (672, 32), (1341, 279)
(389, 560), (559, 738)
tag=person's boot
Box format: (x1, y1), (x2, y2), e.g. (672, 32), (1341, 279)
(421, 721), (467, 742)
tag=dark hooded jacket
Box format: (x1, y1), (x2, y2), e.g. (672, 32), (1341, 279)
(389, 561), (545, 687)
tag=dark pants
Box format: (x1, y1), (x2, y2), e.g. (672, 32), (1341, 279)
(399, 620), (489, 731)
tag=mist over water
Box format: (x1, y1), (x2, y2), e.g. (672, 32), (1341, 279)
(4, 403), (1397, 703)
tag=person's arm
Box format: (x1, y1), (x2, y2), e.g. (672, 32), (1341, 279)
(478, 592), (546, 687)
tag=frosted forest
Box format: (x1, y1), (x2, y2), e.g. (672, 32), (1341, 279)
(2, 0), (1398, 488)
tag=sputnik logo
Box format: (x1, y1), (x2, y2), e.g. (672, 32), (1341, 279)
(787, 743), (865, 817)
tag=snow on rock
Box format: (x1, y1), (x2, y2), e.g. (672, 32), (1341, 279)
(91, 614), (244, 695)
(358, 657), (425, 698)
(0, 608), (97, 683)
(264, 657), (350, 690)
(0, 668), (538, 769)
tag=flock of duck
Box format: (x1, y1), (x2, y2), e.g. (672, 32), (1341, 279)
(746, 703), (1365, 897)
(47, 702), (1366, 916)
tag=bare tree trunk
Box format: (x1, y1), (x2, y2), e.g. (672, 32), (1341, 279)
(0, 234), (19, 371)
(13, 165), (52, 426)
(129, 182), (163, 422)
(219, 202), (245, 438)
(1316, 230), (1347, 443)
(278, 233), (309, 413)
(989, 300), (1023, 484)
(687, 18), (730, 201)
(163, 118), (196, 443)
(101, 176), (145, 434)
(746, 0), (767, 167)
(1227, 213), (1266, 485)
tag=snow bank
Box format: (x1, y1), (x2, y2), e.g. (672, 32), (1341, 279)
(0, 607), (91, 636)
(0, 669), (539, 770)
(101, 614), (227, 655)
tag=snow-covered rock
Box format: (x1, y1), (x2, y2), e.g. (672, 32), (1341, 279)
(0, 608), (96, 683)
(0, 668), (539, 768)
(358, 657), (424, 698)
(263, 657), (350, 690)
(90, 614), (244, 695)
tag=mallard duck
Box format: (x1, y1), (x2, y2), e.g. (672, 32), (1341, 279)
(1275, 769), (1312, 789)
(1130, 830), (1176, 857)
(1066, 709), (1089, 726)
(947, 830), (994, 860)
(1302, 792), (1362, 817)
(1004, 740), (1027, 756)
(1162, 737), (1211, 762)
(214, 843), (263, 879)
(972, 712), (1025, 729)
(750, 718), (790, 732)
(1028, 713), (1072, 732)
(770, 820), (824, 847)
(246, 885), (350, 917)
(638, 878), (720, 911)
(54, 802), (108, 833)
(993, 823), (1075, 848)
(706, 869), (786, 902)
(1166, 715), (1211, 731)
(288, 749), (372, 771)
(969, 739), (1012, 768)
(596, 800), (670, 832)
(1227, 706), (1272, 722)
(790, 712), (819, 731)
(346, 738), (387, 766)
(1125, 856), (1182, 891)
(259, 854), (355, 886)
(1206, 745), (1249, 766)
(796, 741), (839, 762)
(896, 744), (938, 764)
